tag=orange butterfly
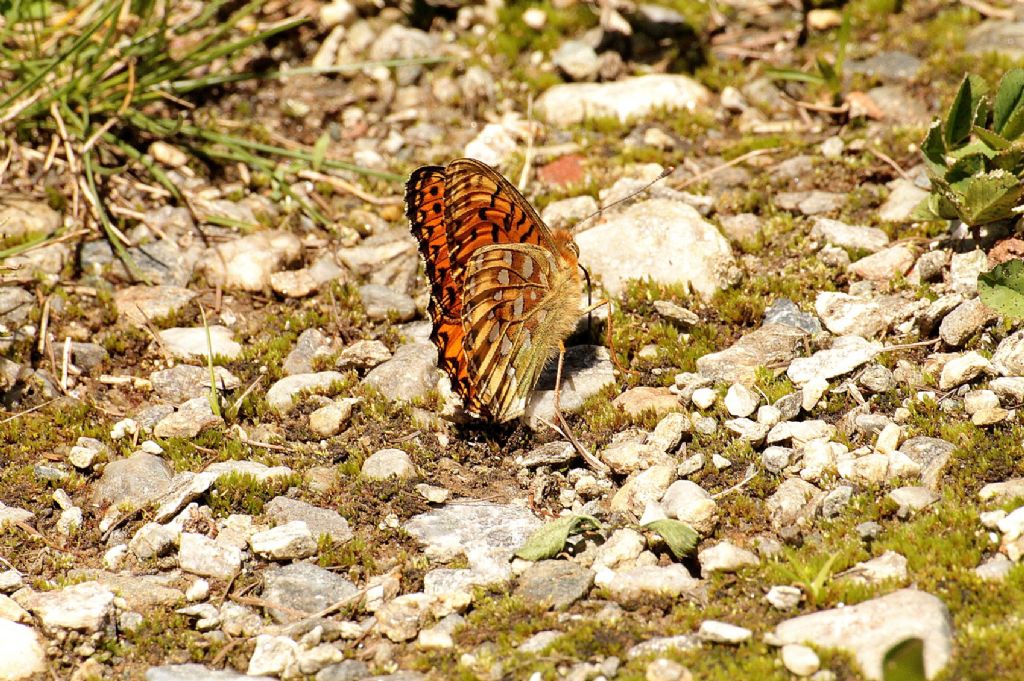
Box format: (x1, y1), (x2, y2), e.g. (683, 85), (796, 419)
(405, 158), (584, 424)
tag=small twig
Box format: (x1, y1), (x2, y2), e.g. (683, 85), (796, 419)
(961, 0), (1013, 19)
(713, 467), (758, 500)
(0, 398), (63, 424)
(81, 118), (120, 153)
(228, 375), (263, 416)
(881, 338), (941, 353)
(675, 148), (776, 189)
(296, 169), (402, 206)
(61, 336), (72, 391)
(37, 296), (51, 354)
(867, 146), (912, 181)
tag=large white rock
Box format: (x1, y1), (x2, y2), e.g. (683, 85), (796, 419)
(576, 199), (734, 299)
(0, 620), (46, 679)
(535, 74), (711, 125)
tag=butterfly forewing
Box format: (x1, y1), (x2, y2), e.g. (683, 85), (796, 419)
(406, 157), (584, 422)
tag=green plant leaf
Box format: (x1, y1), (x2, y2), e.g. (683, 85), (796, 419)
(944, 152), (987, 182)
(816, 57), (838, 91)
(1000, 99), (1024, 141)
(979, 259), (1024, 319)
(973, 125), (1011, 151)
(765, 67), (825, 85)
(994, 68), (1024, 134)
(921, 121), (946, 172)
(882, 637), (927, 681)
(515, 514), (601, 561)
(643, 519), (699, 559)
(949, 170), (1024, 226)
(945, 75), (976, 147)
(910, 195), (951, 221)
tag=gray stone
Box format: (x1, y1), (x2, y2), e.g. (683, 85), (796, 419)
(697, 323), (807, 385)
(878, 179), (929, 223)
(369, 24), (439, 85)
(19, 581), (114, 633)
(841, 551), (908, 585)
(865, 85), (930, 124)
(764, 298), (822, 334)
(265, 497), (352, 543)
(846, 51), (922, 80)
(0, 287), (35, 328)
(939, 298), (998, 348)
(787, 335), (881, 385)
(92, 452), (173, 508)
(698, 541), (759, 576)
(772, 589), (952, 680)
(520, 441), (576, 468)
(762, 446), (792, 473)
(536, 74), (711, 126)
(913, 250), (949, 284)
(848, 245), (915, 281)
(698, 620), (752, 644)
(574, 199), (734, 300)
(967, 20), (1024, 58)
(249, 521), (317, 560)
(767, 478), (823, 529)
(266, 371), (346, 414)
(950, 249), (988, 296)
(514, 560), (594, 610)
(261, 562), (358, 623)
(815, 292), (919, 338)
(178, 533), (241, 580)
(315, 660), (370, 681)
(626, 634), (701, 659)
(992, 329), (1024, 377)
(69, 342), (108, 371)
(975, 554), (1013, 582)
(309, 397), (358, 437)
(336, 339), (391, 371)
(524, 345), (616, 427)
(718, 213), (762, 243)
(812, 218), (889, 253)
(610, 464), (676, 516)
(653, 300), (700, 328)
(150, 365), (241, 403)
(146, 664), (274, 681)
(776, 191), (844, 215)
(405, 501), (541, 566)
(822, 485), (854, 518)
(284, 328), (333, 375)
(358, 284), (416, 322)
(889, 486), (939, 517)
(594, 564), (702, 606)
(979, 478), (1024, 503)
(552, 40), (599, 81)
(197, 230), (301, 292)
(153, 396), (223, 438)
(363, 343), (441, 405)
(361, 448), (416, 480)
(766, 420), (837, 447)
(859, 365), (896, 394)
(158, 326), (242, 360)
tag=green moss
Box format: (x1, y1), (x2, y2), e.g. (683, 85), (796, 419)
(492, 1), (597, 61)
(208, 471), (302, 516)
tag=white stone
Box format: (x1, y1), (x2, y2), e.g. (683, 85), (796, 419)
(875, 423), (902, 455)
(661, 481), (718, 534)
(0, 620), (46, 679)
(536, 74), (711, 126)
(20, 581), (114, 633)
(788, 335), (882, 385)
(724, 383), (759, 417)
(691, 387), (717, 409)
(801, 377), (829, 411)
(249, 521), (317, 560)
(766, 585), (802, 610)
(698, 541), (759, 576)
(158, 325), (242, 360)
(266, 372), (346, 414)
(593, 528), (646, 570)
(939, 351), (992, 390)
(781, 643), (821, 676)
(178, 532), (241, 580)
(698, 620), (752, 643)
(362, 448), (417, 480)
(964, 390), (1000, 416)
(997, 506), (1024, 541)
(247, 634), (299, 677)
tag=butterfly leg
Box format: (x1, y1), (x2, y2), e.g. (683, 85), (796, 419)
(580, 298), (629, 378)
(553, 340), (610, 474)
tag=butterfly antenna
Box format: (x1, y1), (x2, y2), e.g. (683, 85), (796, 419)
(572, 165), (675, 233)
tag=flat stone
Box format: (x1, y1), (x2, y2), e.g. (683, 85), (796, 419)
(626, 634), (701, 659)
(979, 478), (1024, 504)
(514, 560), (594, 610)
(266, 371), (346, 414)
(150, 365), (241, 403)
(697, 323), (807, 385)
(776, 191), (845, 215)
(361, 448), (416, 480)
(19, 581), (114, 633)
(308, 397), (358, 437)
(158, 326), (242, 360)
(261, 561), (358, 623)
(92, 452), (173, 508)
(815, 292), (919, 338)
(889, 486), (939, 517)
(358, 284), (416, 322)
(0, 503), (34, 527)
(612, 386), (681, 417)
(767, 478), (823, 530)
(950, 249), (988, 295)
(967, 20), (1024, 58)
(594, 564), (702, 606)
(764, 298), (822, 334)
(336, 339), (392, 371)
(787, 335), (882, 385)
(363, 343), (442, 406)
(405, 501), (542, 566)
(145, 664), (274, 681)
(698, 541), (759, 576)
(575, 198), (734, 300)
(178, 533), (242, 580)
(781, 643), (821, 677)
(536, 74), (711, 126)
(939, 351), (992, 390)
(992, 329), (1024, 377)
(114, 285), (197, 326)
(766, 420), (837, 447)
(771, 589), (953, 680)
(848, 245), (915, 281)
(197, 230), (301, 291)
(698, 620), (751, 644)
(153, 396), (223, 438)
(842, 550), (908, 585)
(265, 497), (352, 543)
(878, 179), (929, 223)
(899, 437), (954, 490)
(249, 521), (317, 560)
(939, 298), (998, 348)
(811, 218), (889, 253)
(661, 480), (717, 534)
(283, 328), (333, 376)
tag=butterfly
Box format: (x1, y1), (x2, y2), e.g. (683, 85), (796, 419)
(405, 157), (584, 423)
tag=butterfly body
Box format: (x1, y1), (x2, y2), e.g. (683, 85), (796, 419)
(406, 158), (584, 422)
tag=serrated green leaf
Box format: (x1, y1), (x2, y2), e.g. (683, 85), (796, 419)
(944, 152), (987, 182)
(947, 140), (997, 162)
(950, 171), (1024, 226)
(643, 519), (699, 559)
(979, 259), (1024, 319)
(973, 125), (1011, 151)
(974, 94), (992, 129)
(991, 142), (1024, 171)
(882, 637), (927, 681)
(1000, 100), (1024, 140)
(994, 68), (1024, 134)
(921, 121), (946, 172)
(910, 195), (948, 221)
(945, 75), (975, 147)
(515, 514), (601, 561)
